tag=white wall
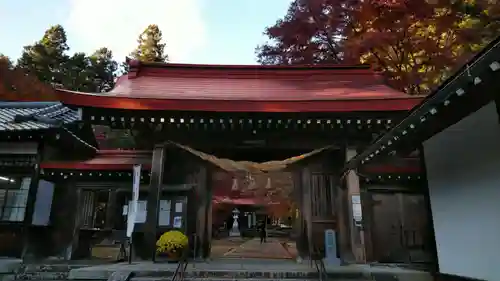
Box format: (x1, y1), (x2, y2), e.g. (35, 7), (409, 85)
(423, 102), (500, 280)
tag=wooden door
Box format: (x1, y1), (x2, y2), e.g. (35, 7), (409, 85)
(308, 172), (338, 255)
(369, 192), (434, 264)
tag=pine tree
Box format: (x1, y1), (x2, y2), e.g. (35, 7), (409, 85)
(88, 48), (118, 92)
(17, 25), (69, 87)
(130, 24), (168, 62)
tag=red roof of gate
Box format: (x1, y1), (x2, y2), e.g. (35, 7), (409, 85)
(56, 60), (423, 112)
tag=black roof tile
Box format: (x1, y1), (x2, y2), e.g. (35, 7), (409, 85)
(0, 102), (80, 132)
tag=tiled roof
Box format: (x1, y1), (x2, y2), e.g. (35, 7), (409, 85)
(106, 74), (408, 101)
(55, 62), (423, 112)
(0, 102), (80, 131)
(106, 63), (411, 101)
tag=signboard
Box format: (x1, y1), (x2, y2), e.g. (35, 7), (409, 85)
(324, 229), (341, 265)
(158, 200), (171, 226)
(126, 164), (141, 237)
(351, 195), (363, 226)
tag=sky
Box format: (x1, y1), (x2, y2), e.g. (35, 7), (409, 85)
(0, 0), (292, 65)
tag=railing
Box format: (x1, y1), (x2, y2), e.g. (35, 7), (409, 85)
(171, 234), (196, 281)
(171, 249), (189, 281)
(311, 245), (328, 281)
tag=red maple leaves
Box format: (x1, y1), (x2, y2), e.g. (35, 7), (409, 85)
(0, 58), (59, 101)
(257, 0), (498, 95)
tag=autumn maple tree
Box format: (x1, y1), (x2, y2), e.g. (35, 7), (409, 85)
(256, 0), (499, 95)
(0, 57), (59, 101)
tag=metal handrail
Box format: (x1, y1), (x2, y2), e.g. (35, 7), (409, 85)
(171, 234), (196, 281)
(170, 249), (189, 281)
(312, 245), (328, 281)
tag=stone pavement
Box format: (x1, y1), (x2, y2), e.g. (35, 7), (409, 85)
(222, 238), (292, 259)
(210, 237), (250, 258)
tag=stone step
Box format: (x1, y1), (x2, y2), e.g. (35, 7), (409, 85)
(19, 264), (98, 273)
(131, 270), (364, 281)
(15, 272), (70, 280)
(130, 274), (371, 281)
(132, 277), (370, 281)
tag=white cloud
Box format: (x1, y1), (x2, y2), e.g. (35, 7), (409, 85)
(65, 0), (207, 63)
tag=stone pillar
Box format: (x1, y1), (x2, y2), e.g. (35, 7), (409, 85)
(345, 148), (366, 263)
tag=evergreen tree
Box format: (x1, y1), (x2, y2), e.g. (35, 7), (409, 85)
(17, 25), (69, 87)
(63, 52), (93, 91)
(88, 48), (118, 92)
(130, 24), (168, 62)
(16, 25), (119, 93)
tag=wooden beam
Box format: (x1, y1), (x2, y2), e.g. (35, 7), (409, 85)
(146, 144), (166, 261)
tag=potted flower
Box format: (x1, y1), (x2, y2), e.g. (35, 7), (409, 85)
(156, 230), (189, 260)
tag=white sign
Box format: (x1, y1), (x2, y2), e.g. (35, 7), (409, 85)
(351, 195), (363, 224)
(158, 200), (171, 226)
(126, 164), (141, 237)
(125, 200), (147, 222)
(175, 202), (183, 213)
(324, 229), (341, 265)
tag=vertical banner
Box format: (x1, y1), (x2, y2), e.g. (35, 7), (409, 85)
(126, 164), (141, 237)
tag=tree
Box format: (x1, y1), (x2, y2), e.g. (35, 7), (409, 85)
(88, 48), (118, 92)
(256, 0), (499, 95)
(16, 25), (119, 93)
(130, 24), (168, 62)
(256, 0), (348, 65)
(0, 54), (13, 69)
(0, 58), (58, 101)
(63, 52), (93, 91)
(17, 25), (69, 87)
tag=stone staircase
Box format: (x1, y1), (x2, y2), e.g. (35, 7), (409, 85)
(105, 268), (369, 281)
(0, 259), (433, 281)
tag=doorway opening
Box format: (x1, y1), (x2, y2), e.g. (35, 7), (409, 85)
(208, 148), (306, 260)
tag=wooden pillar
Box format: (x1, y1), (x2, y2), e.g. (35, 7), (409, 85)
(335, 177), (350, 262)
(68, 182), (82, 260)
(146, 144), (166, 261)
(292, 170), (307, 259)
(360, 188), (374, 262)
(104, 189), (117, 229)
(419, 145), (440, 272)
(21, 143), (43, 258)
(301, 167), (313, 258)
(345, 148), (366, 263)
(194, 167), (208, 258)
(203, 169), (212, 258)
